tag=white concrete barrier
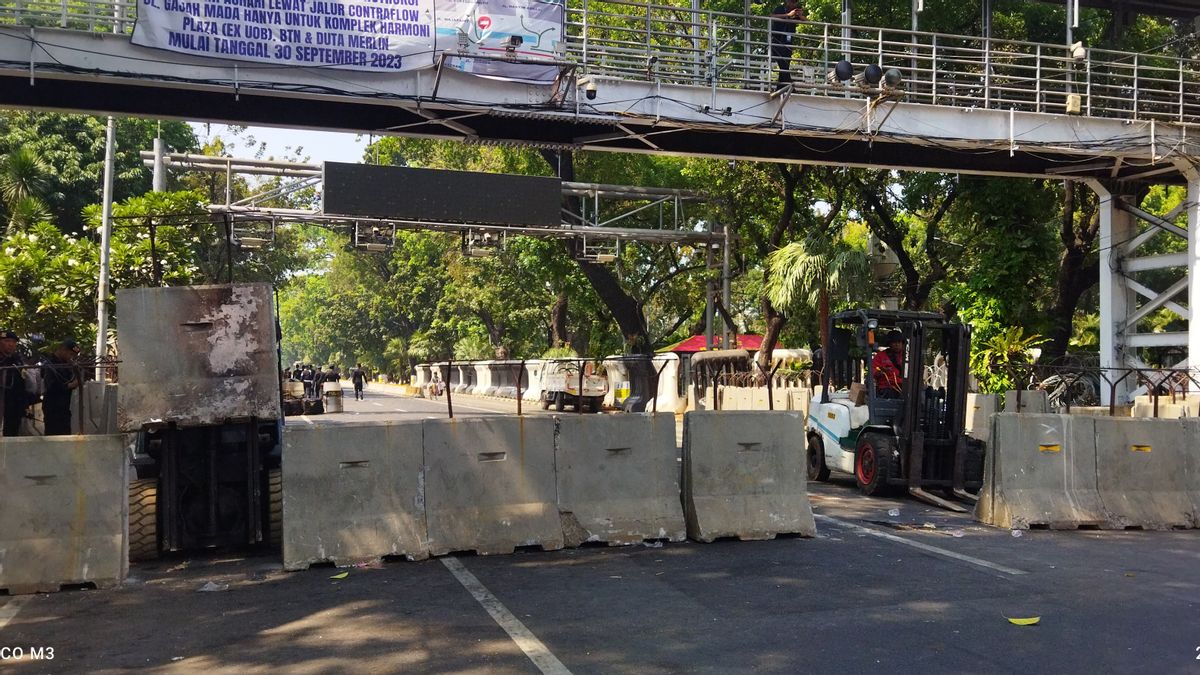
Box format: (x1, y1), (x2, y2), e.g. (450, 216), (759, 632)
(682, 411), (816, 541)
(555, 414), (685, 545)
(1004, 390), (1048, 413)
(965, 393), (998, 446)
(282, 422), (428, 570)
(1093, 417), (1196, 529)
(423, 417), (563, 555)
(975, 414), (1111, 529)
(0, 435), (127, 593)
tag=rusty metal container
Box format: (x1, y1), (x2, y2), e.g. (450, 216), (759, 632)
(116, 284), (281, 431)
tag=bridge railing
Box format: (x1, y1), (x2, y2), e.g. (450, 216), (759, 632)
(2, 0), (1197, 125)
(568, 0), (1200, 125)
(0, 0), (134, 33)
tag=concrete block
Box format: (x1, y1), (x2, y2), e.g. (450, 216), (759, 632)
(1004, 390), (1048, 413)
(1131, 396), (1190, 419)
(975, 414), (1111, 530)
(965, 393), (997, 446)
(1184, 419), (1200, 528)
(789, 389), (812, 419)
(555, 414), (685, 546)
(282, 421), (428, 570)
(424, 417), (563, 555)
(682, 411), (816, 541)
(1064, 405), (1132, 417)
(1093, 417), (1195, 529)
(0, 435), (127, 593)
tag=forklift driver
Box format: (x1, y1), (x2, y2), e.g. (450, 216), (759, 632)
(872, 331), (905, 399)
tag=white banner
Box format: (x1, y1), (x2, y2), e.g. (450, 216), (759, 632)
(131, 0), (563, 82)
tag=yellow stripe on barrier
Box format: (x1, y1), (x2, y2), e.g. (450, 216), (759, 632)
(1038, 444), (1061, 453)
(1131, 444), (1152, 453)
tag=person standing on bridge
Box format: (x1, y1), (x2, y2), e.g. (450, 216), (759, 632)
(351, 363), (368, 401)
(769, 0), (807, 87)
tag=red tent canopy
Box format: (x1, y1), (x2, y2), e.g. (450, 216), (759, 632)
(658, 334), (766, 353)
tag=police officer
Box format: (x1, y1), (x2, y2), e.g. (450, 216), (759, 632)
(0, 329), (27, 436)
(41, 338), (81, 436)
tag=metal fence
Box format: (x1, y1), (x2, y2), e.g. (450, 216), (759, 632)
(2, 0), (1198, 124)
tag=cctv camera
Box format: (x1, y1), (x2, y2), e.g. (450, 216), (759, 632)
(585, 80), (598, 100)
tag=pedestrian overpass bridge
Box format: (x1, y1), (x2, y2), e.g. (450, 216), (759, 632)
(0, 0), (1198, 397)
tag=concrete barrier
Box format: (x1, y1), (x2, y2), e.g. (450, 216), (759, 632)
(975, 413), (1111, 529)
(965, 393), (997, 446)
(1131, 395), (1194, 419)
(423, 417), (563, 555)
(75, 381), (119, 435)
(0, 435), (127, 594)
(282, 422), (428, 570)
(681, 411), (816, 541)
(1093, 417), (1196, 529)
(1004, 390), (1048, 413)
(555, 414), (685, 546)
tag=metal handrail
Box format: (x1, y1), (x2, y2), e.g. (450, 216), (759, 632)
(2, 0), (1197, 125)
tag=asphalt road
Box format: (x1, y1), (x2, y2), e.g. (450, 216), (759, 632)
(3, 460), (1199, 674)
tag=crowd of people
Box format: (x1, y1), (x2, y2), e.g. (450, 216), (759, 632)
(0, 329), (84, 437)
(286, 362), (370, 401)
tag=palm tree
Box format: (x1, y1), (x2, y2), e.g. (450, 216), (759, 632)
(765, 234), (872, 361)
(5, 195), (52, 231)
(0, 146), (54, 231)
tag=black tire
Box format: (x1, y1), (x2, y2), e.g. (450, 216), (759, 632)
(806, 433), (831, 482)
(268, 468), (283, 549)
(554, 392), (565, 412)
(854, 432), (895, 497)
(540, 395), (551, 410)
(128, 477), (159, 562)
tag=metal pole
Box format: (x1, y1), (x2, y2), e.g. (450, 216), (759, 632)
(94, 116), (116, 381)
(705, 245), (714, 350)
(578, 359), (585, 414)
(516, 359), (525, 416)
(722, 223), (731, 349)
(444, 359), (454, 418)
(152, 136), (166, 192)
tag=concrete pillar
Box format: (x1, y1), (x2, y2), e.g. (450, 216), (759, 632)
(1089, 179), (1134, 404)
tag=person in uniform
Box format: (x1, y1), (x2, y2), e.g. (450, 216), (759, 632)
(41, 338), (82, 436)
(0, 329), (26, 436)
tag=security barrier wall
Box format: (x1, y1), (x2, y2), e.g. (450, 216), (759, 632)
(0, 435), (128, 594)
(281, 411), (810, 567)
(976, 413), (1200, 530)
(682, 411), (816, 541)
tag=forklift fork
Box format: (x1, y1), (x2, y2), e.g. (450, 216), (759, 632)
(951, 435), (979, 504)
(906, 429), (969, 513)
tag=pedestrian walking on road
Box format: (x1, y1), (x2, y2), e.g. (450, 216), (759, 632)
(0, 329), (27, 437)
(41, 338), (81, 436)
(351, 363), (368, 401)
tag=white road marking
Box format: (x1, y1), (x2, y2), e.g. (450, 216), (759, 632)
(371, 402), (384, 407)
(441, 557), (571, 675)
(814, 514), (1027, 576)
(299, 415), (315, 426)
(393, 408), (407, 413)
(0, 596), (29, 632)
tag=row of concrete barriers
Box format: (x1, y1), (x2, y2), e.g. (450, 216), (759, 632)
(282, 411), (816, 570)
(976, 413), (1200, 530)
